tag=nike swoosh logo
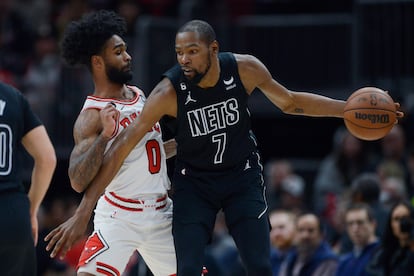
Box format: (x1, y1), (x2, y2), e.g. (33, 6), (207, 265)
(223, 76), (234, 85)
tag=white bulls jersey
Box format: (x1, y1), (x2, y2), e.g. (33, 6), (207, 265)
(81, 85), (170, 197)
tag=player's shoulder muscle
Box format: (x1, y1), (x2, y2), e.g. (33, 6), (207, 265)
(73, 108), (102, 144)
(234, 53), (272, 93)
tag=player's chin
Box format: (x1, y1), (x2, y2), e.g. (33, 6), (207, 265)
(183, 71), (194, 79)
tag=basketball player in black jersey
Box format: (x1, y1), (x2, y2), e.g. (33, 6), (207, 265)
(0, 81), (56, 275)
(45, 19), (403, 275)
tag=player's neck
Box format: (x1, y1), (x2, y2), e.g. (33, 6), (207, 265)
(197, 58), (220, 89)
(93, 81), (129, 99)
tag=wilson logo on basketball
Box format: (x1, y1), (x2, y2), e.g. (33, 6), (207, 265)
(354, 113), (390, 124)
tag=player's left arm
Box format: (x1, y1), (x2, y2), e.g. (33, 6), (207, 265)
(237, 54), (404, 120)
(22, 125), (57, 245)
(236, 54), (346, 118)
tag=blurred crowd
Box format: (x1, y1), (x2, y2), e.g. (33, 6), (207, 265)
(1, 0), (414, 275)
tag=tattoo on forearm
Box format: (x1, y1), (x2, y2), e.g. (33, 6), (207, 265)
(71, 138), (107, 187)
(78, 154), (102, 180)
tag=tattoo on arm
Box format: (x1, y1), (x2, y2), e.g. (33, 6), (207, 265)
(69, 135), (109, 191)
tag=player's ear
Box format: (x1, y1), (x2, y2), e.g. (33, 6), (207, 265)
(91, 55), (103, 68)
(211, 40), (219, 54)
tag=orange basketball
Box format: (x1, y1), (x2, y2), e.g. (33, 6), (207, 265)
(343, 87), (396, 141)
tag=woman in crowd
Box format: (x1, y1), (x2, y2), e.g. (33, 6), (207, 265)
(367, 201), (414, 276)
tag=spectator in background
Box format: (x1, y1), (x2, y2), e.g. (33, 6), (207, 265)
(116, 0), (142, 47)
(54, 0), (90, 36)
(332, 173), (388, 253)
(408, 146), (414, 200)
(375, 155), (408, 211)
(350, 173), (389, 241)
(279, 174), (306, 212)
(279, 213), (338, 276)
(379, 125), (407, 165)
(12, 0), (51, 30)
(377, 160), (405, 182)
(266, 159), (293, 210)
(269, 209), (297, 276)
(380, 175), (408, 211)
(375, 151), (409, 212)
(313, 127), (373, 241)
(375, 125), (412, 196)
(367, 201), (414, 276)
(23, 23), (61, 132)
(266, 159), (306, 212)
(0, 0), (35, 87)
(335, 203), (379, 276)
(116, 0), (141, 35)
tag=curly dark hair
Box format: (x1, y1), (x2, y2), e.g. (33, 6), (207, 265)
(60, 10), (127, 69)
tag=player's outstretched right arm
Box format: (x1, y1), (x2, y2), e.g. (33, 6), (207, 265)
(236, 54), (346, 118)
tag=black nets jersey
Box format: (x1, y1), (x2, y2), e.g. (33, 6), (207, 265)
(163, 52), (259, 171)
(0, 82), (41, 192)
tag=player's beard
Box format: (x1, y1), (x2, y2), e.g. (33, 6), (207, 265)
(106, 64), (133, 85)
(187, 54), (211, 86)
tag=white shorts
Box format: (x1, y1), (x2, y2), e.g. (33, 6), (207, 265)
(77, 192), (176, 276)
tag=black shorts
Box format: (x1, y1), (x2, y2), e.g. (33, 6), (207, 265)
(171, 153), (267, 236)
(0, 191), (36, 275)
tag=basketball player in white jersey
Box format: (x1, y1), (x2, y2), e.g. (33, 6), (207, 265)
(45, 10), (177, 275)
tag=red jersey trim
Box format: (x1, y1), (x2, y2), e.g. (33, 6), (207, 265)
(86, 85), (142, 105)
(97, 261), (120, 276)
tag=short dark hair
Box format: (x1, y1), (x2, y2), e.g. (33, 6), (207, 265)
(296, 212), (324, 234)
(60, 10), (127, 69)
(177, 20), (216, 45)
(345, 202), (376, 222)
(350, 173), (380, 203)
